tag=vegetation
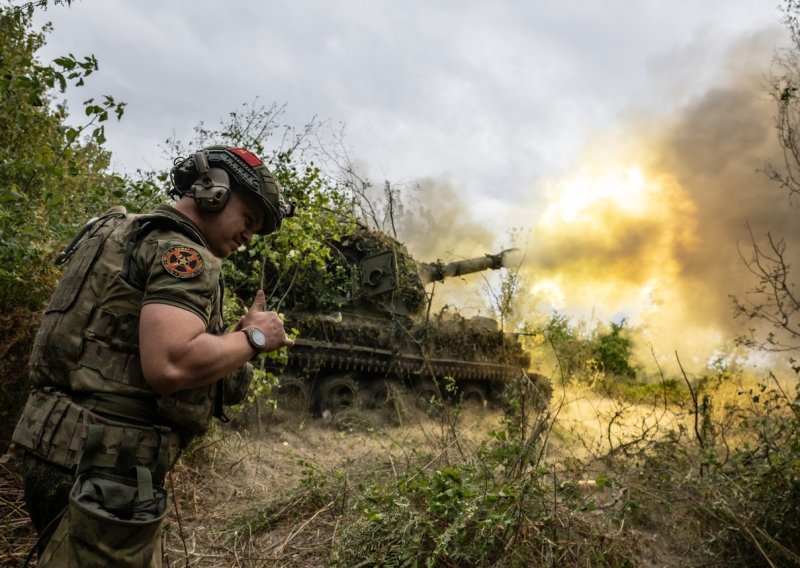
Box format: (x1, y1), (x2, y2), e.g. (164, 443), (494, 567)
(535, 313), (638, 385)
(144, 366), (797, 567)
(0, 5), (145, 443)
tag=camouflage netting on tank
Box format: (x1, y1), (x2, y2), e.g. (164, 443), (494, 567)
(261, 225), (426, 316)
(291, 313), (406, 352)
(335, 227), (427, 315)
(289, 308), (530, 371)
(410, 312), (531, 367)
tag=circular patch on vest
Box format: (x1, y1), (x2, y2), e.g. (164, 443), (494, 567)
(161, 246), (205, 279)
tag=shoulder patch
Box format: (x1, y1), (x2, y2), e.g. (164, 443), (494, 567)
(161, 246), (205, 279)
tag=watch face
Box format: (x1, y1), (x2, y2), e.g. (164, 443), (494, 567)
(250, 328), (267, 349)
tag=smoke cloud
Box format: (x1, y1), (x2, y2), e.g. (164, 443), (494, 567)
(397, 179), (502, 314)
(523, 31), (800, 373)
(400, 179), (498, 260)
(396, 30), (800, 375)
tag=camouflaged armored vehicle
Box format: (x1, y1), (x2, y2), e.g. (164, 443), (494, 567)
(265, 225), (550, 416)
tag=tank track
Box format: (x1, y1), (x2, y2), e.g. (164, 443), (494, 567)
(287, 338), (522, 383)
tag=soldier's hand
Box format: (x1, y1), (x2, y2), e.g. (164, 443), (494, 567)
(248, 289), (267, 315)
(240, 290), (294, 350)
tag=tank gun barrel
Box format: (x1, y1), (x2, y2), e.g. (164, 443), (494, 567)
(419, 248), (520, 285)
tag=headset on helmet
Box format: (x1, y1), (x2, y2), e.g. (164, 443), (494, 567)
(169, 146), (295, 234)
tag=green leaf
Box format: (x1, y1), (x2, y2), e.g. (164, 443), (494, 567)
(0, 188), (26, 203)
(53, 55), (76, 70)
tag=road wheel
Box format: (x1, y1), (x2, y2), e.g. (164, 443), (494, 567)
(364, 378), (405, 425)
(362, 378), (398, 407)
(459, 381), (489, 410)
(315, 375), (360, 416)
(414, 378), (443, 417)
(274, 375), (311, 414)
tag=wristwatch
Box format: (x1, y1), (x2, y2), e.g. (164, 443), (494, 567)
(241, 327), (268, 353)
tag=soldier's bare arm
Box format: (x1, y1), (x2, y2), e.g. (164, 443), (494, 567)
(139, 290), (292, 395)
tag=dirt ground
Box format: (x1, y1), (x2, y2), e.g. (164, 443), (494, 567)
(161, 402), (517, 567)
(0, 389), (688, 567)
(0, 401), (508, 567)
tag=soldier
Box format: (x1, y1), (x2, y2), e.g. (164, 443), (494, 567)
(9, 145), (294, 566)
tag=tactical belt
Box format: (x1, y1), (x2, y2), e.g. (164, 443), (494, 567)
(12, 388), (180, 483)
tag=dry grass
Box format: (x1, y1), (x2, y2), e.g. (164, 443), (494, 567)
(2, 378), (797, 567)
(160, 403), (476, 567)
(0, 462), (37, 566)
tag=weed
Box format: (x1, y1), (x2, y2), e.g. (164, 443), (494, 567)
(598, 376), (688, 406)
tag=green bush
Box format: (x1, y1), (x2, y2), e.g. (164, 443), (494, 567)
(594, 320), (636, 379)
(707, 382), (800, 565)
(0, 6), (138, 447)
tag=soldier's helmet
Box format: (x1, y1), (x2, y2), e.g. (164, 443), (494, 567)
(170, 145), (293, 234)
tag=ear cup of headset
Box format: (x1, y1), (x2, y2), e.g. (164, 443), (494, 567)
(191, 167), (231, 211)
(170, 146), (289, 225)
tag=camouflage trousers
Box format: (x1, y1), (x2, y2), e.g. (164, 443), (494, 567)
(23, 452), (167, 567)
(22, 453), (73, 537)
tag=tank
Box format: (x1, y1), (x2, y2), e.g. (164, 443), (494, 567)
(264, 225), (550, 416)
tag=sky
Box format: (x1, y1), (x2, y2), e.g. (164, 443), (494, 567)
(26, 0), (800, 374)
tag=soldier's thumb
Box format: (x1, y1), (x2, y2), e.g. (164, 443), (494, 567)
(248, 290), (266, 314)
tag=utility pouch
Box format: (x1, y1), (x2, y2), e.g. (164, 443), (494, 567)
(12, 388), (85, 469)
(155, 387), (214, 435)
(13, 389), (179, 479)
(38, 465), (167, 567)
(223, 362), (254, 406)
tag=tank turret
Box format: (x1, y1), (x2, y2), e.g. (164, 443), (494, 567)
(265, 225), (550, 417)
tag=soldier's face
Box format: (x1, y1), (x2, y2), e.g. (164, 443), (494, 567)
(203, 190), (264, 258)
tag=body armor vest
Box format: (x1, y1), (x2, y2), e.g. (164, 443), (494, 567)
(28, 205), (224, 437)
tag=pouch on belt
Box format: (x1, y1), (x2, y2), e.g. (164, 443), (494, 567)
(39, 464), (167, 567)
